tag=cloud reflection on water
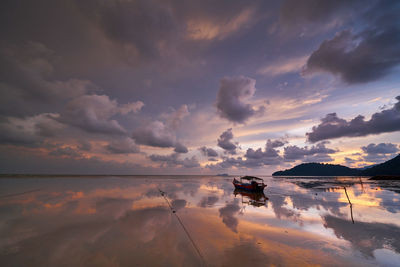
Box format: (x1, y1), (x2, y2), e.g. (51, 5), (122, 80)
(0, 176), (399, 266)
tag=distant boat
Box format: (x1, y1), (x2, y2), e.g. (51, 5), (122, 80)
(232, 176), (267, 192)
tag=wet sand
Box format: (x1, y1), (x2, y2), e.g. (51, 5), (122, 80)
(0, 175), (399, 266)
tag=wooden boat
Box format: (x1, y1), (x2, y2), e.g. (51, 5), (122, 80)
(232, 176), (267, 192)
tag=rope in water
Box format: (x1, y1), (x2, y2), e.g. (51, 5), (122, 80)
(0, 188), (43, 199)
(158, 188), (208, 267)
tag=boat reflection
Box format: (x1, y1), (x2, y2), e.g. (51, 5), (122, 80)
(233, 188), (268, 207)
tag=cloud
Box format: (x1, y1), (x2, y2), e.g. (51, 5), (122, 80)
(105, 138), (140, 154)
(219, 200), (240, 232)
(162, 105), (190, 130)
(210, 139), (284, 169)
(132, 105), (189, 150)
(283, 142), (336, 162)
(344, 157), (357, 165)
(173, 142), (188, 153)
(149, 153), (200, 168)
(186, 8), (254, 40)
(132, 121), (175, 147)
(58, 94), (143, 135)
(75, 0), (180, 60)
(242, 139), (285, 166)
(217, 128), (238, 154)
(49, 146), (82, 158)
(216, 76), (264, 123)
(266, 139), (286, 148)
(77, 141), (92, 151)
(361, 143), (399, 163)
(119, 101), (145, 115)
(209, 139), (335, 169)
(303, 2), (400, 84)
(0, 42), (95, 117)
(362, 143), (399, 155)
(280, 0), (360, 29)
(0, 113), (63, 146)
(258, 56), (307, 76)
(199, 146), (218, 157)
(306, 96), (400, 142)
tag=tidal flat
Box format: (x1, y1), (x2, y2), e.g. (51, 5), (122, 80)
(0, 175), (399, 266)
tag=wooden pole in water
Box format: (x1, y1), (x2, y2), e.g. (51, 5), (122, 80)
(343, 187), (354, 224)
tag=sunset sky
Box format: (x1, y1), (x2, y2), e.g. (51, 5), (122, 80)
(1, 0), (399, 174)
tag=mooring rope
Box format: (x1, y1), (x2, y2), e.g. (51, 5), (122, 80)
(158, 188), (208, 267)
(0, 188), (43, 199)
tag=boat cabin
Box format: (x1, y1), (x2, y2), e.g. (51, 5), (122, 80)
(236, 176), (263, 185)
(232, 176), (267, 192)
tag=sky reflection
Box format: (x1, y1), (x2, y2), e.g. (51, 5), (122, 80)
(0, 176), (399, 266)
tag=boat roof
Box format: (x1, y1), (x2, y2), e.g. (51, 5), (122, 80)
(240, 176), (263, 181)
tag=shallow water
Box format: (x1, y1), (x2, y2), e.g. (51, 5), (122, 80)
(0, 175), (399, 266)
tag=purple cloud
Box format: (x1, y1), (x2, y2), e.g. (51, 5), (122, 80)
(217, 128), (238, 154)
(199, 146), (218, 157)
(284, 142), (337, 162)
(216, 76), (264, 123)
(149, 153), (200, 168)
(306, 96), (400, 142)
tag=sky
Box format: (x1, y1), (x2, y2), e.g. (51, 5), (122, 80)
(0, 0), (399, 175)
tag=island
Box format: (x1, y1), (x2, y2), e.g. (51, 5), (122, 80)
(273, 154), (400, 179)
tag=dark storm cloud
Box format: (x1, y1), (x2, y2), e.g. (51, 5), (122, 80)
(75, 0), (265, 61)
(132, 105), (189, 150)
(217, 128), (238, 154)
(283, 142), (336, 162)
(303, 1), (400, 83)
(362, 143), (399, 155)
(306, 96), (400, 142)
(132, 121), (176, 147)
(173, 143), (188, 153)
(199, 146), (218, 157)
(0, 113), (63, 147)
(361, 143), (399, 163)
(149, 153), (200, 168)
(0, 42), (94, 117)
(216, 76), (264, 124)
(58, 94), (143, 135)
(105, 138), (140, 154)
(219, 200), (240, 232)
(79, 0), (177, 56)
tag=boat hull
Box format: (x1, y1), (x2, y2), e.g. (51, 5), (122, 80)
(232, 181), (266, 192)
